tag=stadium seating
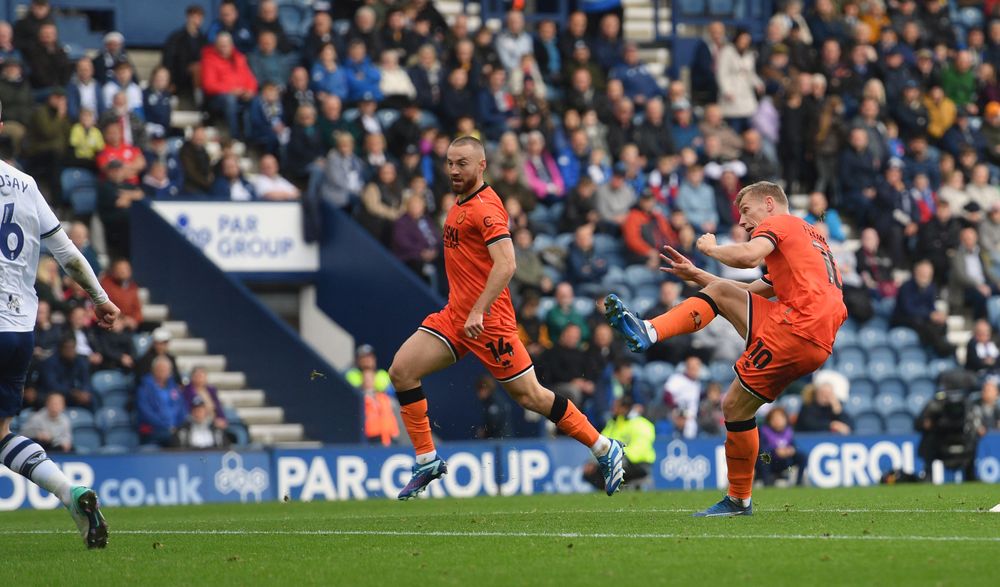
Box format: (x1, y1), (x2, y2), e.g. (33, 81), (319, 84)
(835, 348), (866, 380)
(857, 326), (889, 350)
(643, 362), (674, 391)
(67, 407), (95, 428)
(853, 412), (884, 435)
(844, 393), (874, 417)
(884, 412), (915, 435)
(572, 297), (595, 317)
(887, 327), (921, 350)
(60, 168), (98, 216)
(92, 370), (132, 397)
(709, 361), (733, 384)
(72, 426), (103, 453)
(777, 393), (802, 415)
(630, 296), (657, 318)
(873, 389), (906, 417)
(849, 378), (877, 401)
(96, 407), (132, 431)
(104, 427), (140, 450)
(101, 391), (130, 410)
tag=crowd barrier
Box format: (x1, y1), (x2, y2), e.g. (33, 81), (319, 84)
(3, 433), (997, 510)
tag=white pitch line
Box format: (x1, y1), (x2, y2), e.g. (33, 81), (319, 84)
(7, 529), (1000, 543)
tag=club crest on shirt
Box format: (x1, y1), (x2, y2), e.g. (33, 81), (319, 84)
(483, 216), (494, 227)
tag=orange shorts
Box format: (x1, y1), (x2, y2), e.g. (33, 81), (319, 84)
(733, 293), (831, 403)
(419, 305), (535, 383)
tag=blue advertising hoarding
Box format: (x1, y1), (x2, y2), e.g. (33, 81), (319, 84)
(1, 434), (997, 510)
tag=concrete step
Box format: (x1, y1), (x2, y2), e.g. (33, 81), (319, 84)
(955, 344), (967, 366)
(236, 406), (285, 425)
(171, 110), (203, 129)
(143, 304), (169, 323)
(272, 440), (324, 449)
(170, 337), (208, 356)
(625, 20), (654, 42)
(947, 315), (968, 331)
(218, 389), (266, 408)
(176, 354), (227, 374)
(207, 371), (247, 390)
(947, 330), (972, 346)
(626, 6), (655, 20)
(436, 0), (463, 16)
(249, 423), (305, 444)
(161, 320), (189, 338)
(138, 288), (150, 305)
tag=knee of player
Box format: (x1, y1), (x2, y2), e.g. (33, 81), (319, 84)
(387, 361), (413, 387)
(702, 280), (738, 299)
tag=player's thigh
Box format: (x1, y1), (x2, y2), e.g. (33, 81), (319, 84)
(701, 281), (753, 340)
(0, 331), (32, 422)
(388, 329), (458, 385)
(735, 326), (829, 404)
(499, 366), (551, 413)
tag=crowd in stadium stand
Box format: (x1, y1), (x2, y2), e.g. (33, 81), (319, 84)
(4, 0), (1000, 454)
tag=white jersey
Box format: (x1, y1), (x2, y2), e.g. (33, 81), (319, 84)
(0, 160), (61, 332)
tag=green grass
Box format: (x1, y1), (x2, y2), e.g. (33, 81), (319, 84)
(2, 484), (997, 586)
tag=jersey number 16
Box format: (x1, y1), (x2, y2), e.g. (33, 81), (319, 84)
(1, 203), (24, 261)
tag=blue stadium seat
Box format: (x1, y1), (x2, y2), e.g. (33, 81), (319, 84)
(133, 333), (153, 358)
(840, 318), (860, 334)
(223, 406), (242, 424)
(97, 445), (130, 455)
(877, 378), (908, 402)
(538, 296), (556, 317)
(625, 264), (658, 287)
(849, 378), (877, 400)
(868, 347), (897, 365)
(72, 426), (102, 453)
(834, 329), (858, 349)
(91, 370), (131, 396)
(554, 233), (574, 250)
(873, 390), (906, 417)
(835, 348), (866, 379)
(631, 296), (656, 318)
(96, 407), (131, 432)
(858, 326), (889, 349)
(897, 359), (929, 382)
(777, 393), (802, 415)
(709, 361), (733, 383)
(102, 391), (129, 410)
(888, 327), (921, 350)
(643, 362), (674, 391)
(866, 316), (890, 331)
(572, 297), (595, 317)
(929, 357), (960, 378)
(541, 266), (565, 285)
(67, 407), (95, 428)
(593, 234), (619, 255)
(853, 412), (884, 435)
(874, 297), (896, 318)
(897, 346), (928, 365)
(906, 385), (934, 416)
(229, 423), (250, 446)
(104, 427), (140, 450)
(884, 412), (914, 435)
(844, 393), (874, 417)
(867, 357), (898, 382)
(60, 168), (98, 215)
(988, 296), (1000, 329)
(633, 284), (661, 301)
(532, 233), (554, 251)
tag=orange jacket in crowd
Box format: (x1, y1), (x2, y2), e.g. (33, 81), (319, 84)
(98, 275), (143, 325)
(364, 392), (399, 446)
(200, 45), (258, 98)
(621, 208), (678, 258)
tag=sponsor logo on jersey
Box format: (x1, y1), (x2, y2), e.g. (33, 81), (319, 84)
(443, 224), (460, 248)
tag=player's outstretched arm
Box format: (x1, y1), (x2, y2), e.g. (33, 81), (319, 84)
(464, 237), (516, 339)
(695, 233), (774, 269)
(660, 246), (774, 297)
(44, 229), (120, 329)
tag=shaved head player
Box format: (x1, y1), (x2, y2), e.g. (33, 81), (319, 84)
(605, 181), (847, 516)
(390, 137), (625, 499)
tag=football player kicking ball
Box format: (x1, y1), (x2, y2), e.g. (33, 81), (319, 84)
(390, 136), (625, 499)
(605, 182), (846, 516)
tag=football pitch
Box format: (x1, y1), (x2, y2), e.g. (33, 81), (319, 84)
(2, 484), (997, 586)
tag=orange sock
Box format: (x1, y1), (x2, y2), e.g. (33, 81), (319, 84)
(649, 292), (719, 340)
(547, 394), (600, 447)
(398, 387), (436, 457)
(725, 418), (758, 500)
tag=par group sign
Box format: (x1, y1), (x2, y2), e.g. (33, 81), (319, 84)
(153, 202), (319, 272)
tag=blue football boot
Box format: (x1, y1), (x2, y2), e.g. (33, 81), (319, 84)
(397, 458), (448, 500)
(692, 495), (754, 517)
(604, 294), (653, 352)
(596, 439), (626, 495)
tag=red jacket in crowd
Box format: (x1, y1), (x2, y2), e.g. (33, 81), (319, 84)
(200, 45), (258, 98)
(99, 275), (143, 326)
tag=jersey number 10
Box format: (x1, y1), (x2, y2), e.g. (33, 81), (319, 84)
(0, 203), (24, 261)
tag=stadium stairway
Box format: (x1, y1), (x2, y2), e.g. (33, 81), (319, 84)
(138, 288), (317, 448)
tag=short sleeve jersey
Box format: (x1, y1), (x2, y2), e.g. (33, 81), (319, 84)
(0, 160), (62, 332)
(752, 214), (848, 352)
(441, 184), (515, 323)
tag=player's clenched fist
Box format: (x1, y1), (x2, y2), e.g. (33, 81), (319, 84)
(464, 311), (485, 339)
(696, 233), (717, 254)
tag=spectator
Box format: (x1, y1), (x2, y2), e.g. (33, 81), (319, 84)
(566, 223), (609, 290)
(67, 108), (105, 169)
(24, 87), (71, 197)
(873, 160), (920, 266)
(476, 376), (511, 439)
(690, 21), (726, 104)
(757, 407), (807, 486)
(664, 356), (703, 439)
(546, 282), (589, 342)
(516, 293), (552, 357)
(633, 98), (675, 163)
(281, 66), (315, 126)
(161, 5), (207, 99)
(804, 192), (845, 242)
(248, 30), (293, 90)
(246, 81), (286, 156)
(38, 337), (93, 410)
(343, 39), (382, 104)
(966, 319), (1000, 375)
(392, 191), (440, 284)
(740, 129), (780, 184)
(322, 132), (365, 210)
(971, 377), (999, 436)
(950, 226), (1000, 320)
(855, 228), (897, 299)
(699, 103), (743, 160)
(137, 356), (187, 447)
(892, 259), (954, 357)
(92, 31), (135, 85)
(941, 50), (976, 111)
(477, 68), (518, 141)
(622, 191), (677, 266)
(285, 103), (326, 184)
(966, 164), (999, 211)
(206, 1), (254, 54)
(315, 95), (345, 152)
(715, 224), (763, 283)
(380, 8), (419, 62)
(22, 23), (71, 90)
(924, 85), (958, 143)
(201, 32), (258, 139)
(981, 202), (1000, 274)
(539, 323), (594, 409)
(355, 162), (404, 246)
(211, 153), (256, 201)
(96, 121), (145, 183)
(308, 43), (347, 101)
(492, 160), (535, 213)
(0, 58), (31, 155)
(182, 366), (227, 430)
(591, 13), (624, 71)
(509, 228), (548, 300)
(252, 154), (299, 201)
(136, 327), (178, 378)
(675, 164), (718, 234)
(13, 0), (53, 53)
(584, 396), (656, 490)
(610, 42), (663, 106)
(917, 201), (961, 286)
(66, 222), (100, 275)
(345, 96), (384, 149)
(522, 131), (564, 203)
(838, 126), (880, 219)
(20, 393), (72, 453)
(408, 44), (443, 113)
(344, 6), (382, 57)
(717, 29), (764, 131)
(32, 300), (61, 361)
(795, 382), (851, 434)
(66, 58), (101, 123)
(179, 125), (213, 193)
(595, 162), (637, 228)
(98, 90), (146, 148)
(174, 396), (230, 449)
(496, 11), (533, 71)
(301, 10), (334, 63)
(33, 256), (67, 316)
(96, 160), (144, 258)
(99, 258), (142, 331)
(695, 380), (725, 437)
(251, 1), (291, 54)
(385, 101), (423, 161)
(101, 60), (143, 118)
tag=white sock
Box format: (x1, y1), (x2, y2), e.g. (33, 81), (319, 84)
(644, 320), (658, 342)
(0, 435), (73, 507)
(729, 495), (751, 507)
(590, 435), (611, 457)
(415, 450), (438, 465)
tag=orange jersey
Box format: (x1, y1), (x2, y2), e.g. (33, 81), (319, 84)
(441, 184), (515, 323)
(751, 214), (848, 352)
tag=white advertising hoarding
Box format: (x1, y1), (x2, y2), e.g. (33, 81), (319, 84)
(152, 202), (319, 272)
